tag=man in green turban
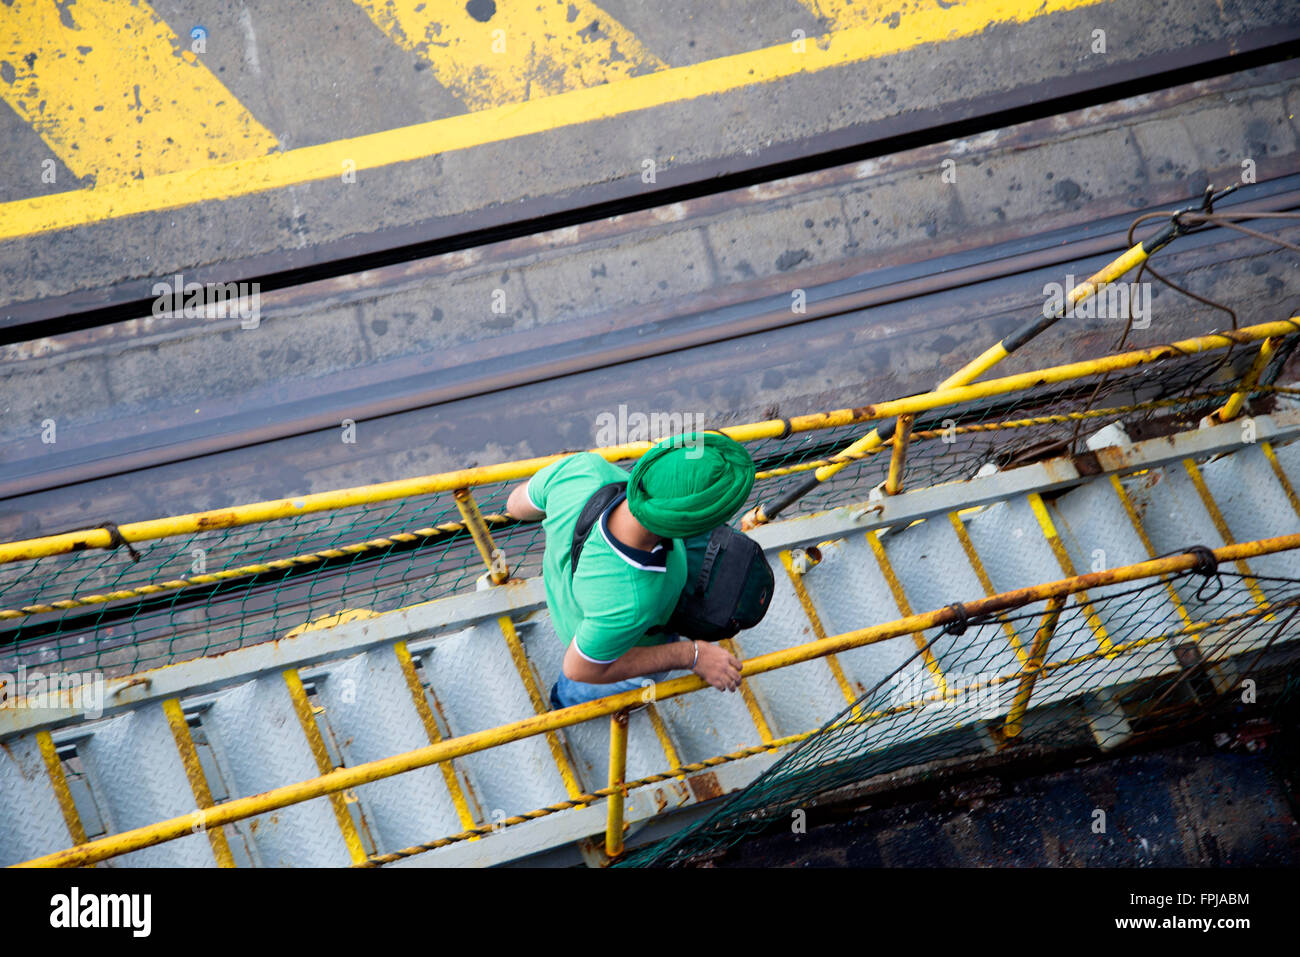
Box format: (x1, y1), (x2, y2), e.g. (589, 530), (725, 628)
(506, 431), (755, 709)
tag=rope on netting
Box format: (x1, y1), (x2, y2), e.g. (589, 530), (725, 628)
(942, 603), (971, 636)
(751, 385), (1293, 482)
(98, 522), (141, 563)
(1069, 198), (1300, 451)
(1159, 544), (1223, 602)
(0, 515), (516, 621)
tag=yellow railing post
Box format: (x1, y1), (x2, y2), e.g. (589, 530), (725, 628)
(1003, 595), (1066, 739)
(884, 414), (914, 496)
(1210, 336), (1279, 424)
(453, 488), (509, 584)
(606, 710), (630, 859)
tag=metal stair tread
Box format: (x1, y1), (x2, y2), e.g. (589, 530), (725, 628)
(202, 675), (355, 867)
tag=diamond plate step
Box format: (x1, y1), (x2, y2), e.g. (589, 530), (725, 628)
(0, 733), (74, 866)
(202, 675), (354, 867)
(74, 706), (215, 867)
(1048, 477), (1183, 683)
(417, 621), (572, 818)
(1199, 445), (1300, 591)
(1269, 436), (1300, 489)
(802, 534), (940, 711)
(309, 648), (467, 856)
(883, 516), (1022, 684)
(518, 615), (679, 786)
(729, 561), (854, 738)
(961, 495), (1111, 707)
(1121, 462), (1265, 650)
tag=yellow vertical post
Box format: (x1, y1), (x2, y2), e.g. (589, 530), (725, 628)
(884, 414), (915, 496)
(605, 711), (630, 859)
(162, 698), (235, 867)
(1211, 336), (1278, 423)
(36, 731), (87, 846)
(718, 637), (774, 744)
(283, 669), (369, 864)
(453, 488), (509, 584)
(1003, 595), (1065, 738)
(392, 641), (479, 832)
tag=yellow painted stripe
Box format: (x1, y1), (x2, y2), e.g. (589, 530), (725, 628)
(0, 0), (275, 186)
(496, 616), (587, 802)
(779, 550), (860, 705)
(393, 641), (478, 832)
(720, 636), (775, 743)
(865, 530), (947, 695)
(1182, 459), (1270, 609)
(643, 705), (683, 774)
(1108, 475), (1197, 631)
(1261, 442), (1300, 521)
(36, 730), (86, 846)
(282, 669), (369, 864)
(0, 0), (1107, 241)
(355, 0), (664, 111)
(947, 512), (1029, 665)
(1027, 493), (1114, 654)
(161, 698), (235, 867)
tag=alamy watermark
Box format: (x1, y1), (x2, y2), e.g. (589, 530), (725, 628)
(594, 405), (707, 458)
(0, 666), (104, 719)
(50, 887), (150, 937)
(1042, 275), (1151, 329)
(152, 273), (261, 329)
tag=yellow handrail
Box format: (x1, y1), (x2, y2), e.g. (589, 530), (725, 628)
(3, 318), (1296, 566)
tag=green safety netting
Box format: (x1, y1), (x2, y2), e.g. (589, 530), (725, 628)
(0, 343), (1291, 681)
(618, 567), (1300, 866)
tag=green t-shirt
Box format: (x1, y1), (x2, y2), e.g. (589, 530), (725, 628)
(527, 453), (686, 663)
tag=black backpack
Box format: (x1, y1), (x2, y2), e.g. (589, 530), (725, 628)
(569, 482), (774, 642)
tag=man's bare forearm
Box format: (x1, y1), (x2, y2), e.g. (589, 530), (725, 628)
(565, 639), (694, 683)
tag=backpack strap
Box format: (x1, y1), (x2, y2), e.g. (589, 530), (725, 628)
(693, 526), (729, 594)
(569, 481), (628, 580)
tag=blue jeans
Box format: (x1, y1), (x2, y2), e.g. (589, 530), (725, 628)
(550, 636), (686, 709)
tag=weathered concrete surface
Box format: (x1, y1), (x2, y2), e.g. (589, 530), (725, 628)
(2, 63), (1298, 539)
(0, 0), (1296, 311)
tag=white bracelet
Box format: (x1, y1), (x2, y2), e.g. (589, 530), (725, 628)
(690, 640), (700, 671)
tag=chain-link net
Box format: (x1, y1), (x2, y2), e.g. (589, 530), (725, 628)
(0, 337), (1293, 680)
(618, 563), (1300, 867)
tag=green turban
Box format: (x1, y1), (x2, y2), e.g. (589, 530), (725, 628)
(627, 431), (755, 538)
